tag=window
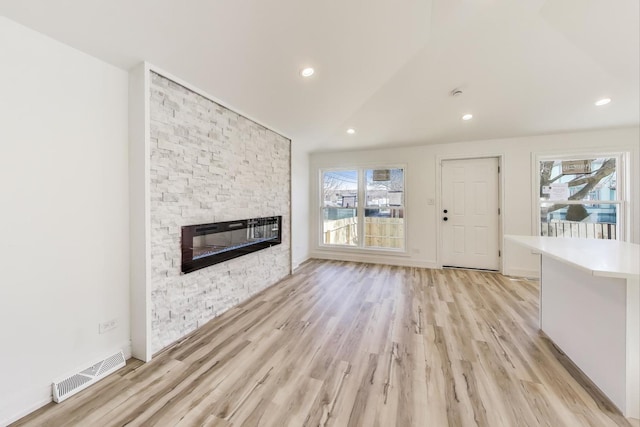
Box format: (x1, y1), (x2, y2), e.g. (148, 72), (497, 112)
(537, 155), (624, 240)
(322, 170), (358, 246)
(321, 167), (405, 251)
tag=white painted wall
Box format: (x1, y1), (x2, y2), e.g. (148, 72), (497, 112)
(291, 144), (310, 269)
(0, 18), (130, 425)
(309, 127), (640, 277)
(128, 62), (152, 362)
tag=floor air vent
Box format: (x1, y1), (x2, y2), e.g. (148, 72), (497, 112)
(52, 350), (125, 403)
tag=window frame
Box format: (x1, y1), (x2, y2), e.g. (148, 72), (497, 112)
(318, 165), (408, 254)
(320, 168), (359, 248)
(532, 151), (628, 241)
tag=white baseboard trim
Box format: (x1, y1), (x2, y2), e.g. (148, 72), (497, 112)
(121, 340), (133, 360)
(310, 251), (438, 269)
(292, 256), (311, 272)
(1, 390), (51, 427)
(503, 268), (540, 279)
(1, 341), (134, 426)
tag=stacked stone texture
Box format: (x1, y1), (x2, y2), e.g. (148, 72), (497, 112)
(149, 72), (291, 352)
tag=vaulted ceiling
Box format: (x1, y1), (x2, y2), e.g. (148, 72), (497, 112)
(1, 0), (638, 152)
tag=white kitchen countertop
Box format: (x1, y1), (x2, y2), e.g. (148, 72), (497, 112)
(505, 235), (640, 280)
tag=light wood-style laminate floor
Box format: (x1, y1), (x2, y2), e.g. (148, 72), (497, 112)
(14, 260), (632, 427)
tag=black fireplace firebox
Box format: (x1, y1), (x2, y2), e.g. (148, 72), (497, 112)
(181, 216), (282, 274)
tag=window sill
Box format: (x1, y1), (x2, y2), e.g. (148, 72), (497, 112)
(316, 245), (410, 258)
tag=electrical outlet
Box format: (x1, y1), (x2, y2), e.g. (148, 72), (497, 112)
(99, 318), (118, 334)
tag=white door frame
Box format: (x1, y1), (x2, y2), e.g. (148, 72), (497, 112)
(436, 154), (505, 272)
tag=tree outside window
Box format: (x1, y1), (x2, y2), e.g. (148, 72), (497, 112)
(538, 157), (621, 239)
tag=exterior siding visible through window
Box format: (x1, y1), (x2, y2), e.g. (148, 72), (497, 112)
(537, 155), (625, 240)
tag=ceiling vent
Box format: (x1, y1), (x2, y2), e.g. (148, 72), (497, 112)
(52, 350), (126, 403)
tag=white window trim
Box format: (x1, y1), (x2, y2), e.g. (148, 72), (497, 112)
(318, 165), (408, 255)
(531, 150), (629, 241)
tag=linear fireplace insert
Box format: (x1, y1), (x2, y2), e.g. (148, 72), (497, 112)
(181, 216), (282, 274)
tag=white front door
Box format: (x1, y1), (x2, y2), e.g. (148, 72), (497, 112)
(441, 157), (500, 270)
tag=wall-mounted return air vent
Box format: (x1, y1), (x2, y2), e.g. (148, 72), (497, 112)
(52, 350), (126, 403)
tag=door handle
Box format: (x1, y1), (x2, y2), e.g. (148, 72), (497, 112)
(443, 209), (448, 213)
(443, 217), (448, 221)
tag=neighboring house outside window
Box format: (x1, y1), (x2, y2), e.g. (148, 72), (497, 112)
(536, 154), (626, 240)
(321, 167), (406, 251)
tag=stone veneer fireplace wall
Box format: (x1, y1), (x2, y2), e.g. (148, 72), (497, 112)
(149, 72), (291, 353)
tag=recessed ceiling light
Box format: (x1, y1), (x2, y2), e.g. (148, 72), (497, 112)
(300, 67), (315, 77)
(462, 114), (473, 121)
(595, 98), (611, 106)
(346, 128), (356, 135)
